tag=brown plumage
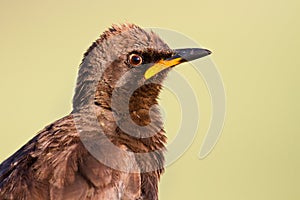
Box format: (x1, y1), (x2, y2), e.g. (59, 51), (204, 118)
(0, 24), (211, 200)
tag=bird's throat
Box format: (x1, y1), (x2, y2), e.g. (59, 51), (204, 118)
(94, 82), (163, 126)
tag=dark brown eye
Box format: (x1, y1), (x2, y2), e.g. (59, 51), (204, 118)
(129, 54), (143, 66)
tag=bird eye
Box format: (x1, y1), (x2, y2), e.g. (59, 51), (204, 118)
(129, 54), (143, 66)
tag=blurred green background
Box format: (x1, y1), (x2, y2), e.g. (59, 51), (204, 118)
(0, 0), (299, 199)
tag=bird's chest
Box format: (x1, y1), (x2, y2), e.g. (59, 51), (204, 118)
(78, 145), (142, 200)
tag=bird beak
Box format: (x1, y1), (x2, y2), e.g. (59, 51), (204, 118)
(144, 48), (211, 80)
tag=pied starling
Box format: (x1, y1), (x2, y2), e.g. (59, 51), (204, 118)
(0, 24), (211, 200)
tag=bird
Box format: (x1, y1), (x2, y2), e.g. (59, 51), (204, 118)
(0, 24), (211, 200)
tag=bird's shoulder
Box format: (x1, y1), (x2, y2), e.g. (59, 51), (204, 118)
(0, 114), (86, 199)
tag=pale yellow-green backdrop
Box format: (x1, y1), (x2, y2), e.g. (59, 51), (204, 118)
(0, 1), (299, 199)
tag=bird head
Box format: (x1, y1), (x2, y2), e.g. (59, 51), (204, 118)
(72, 24), (210, 126)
